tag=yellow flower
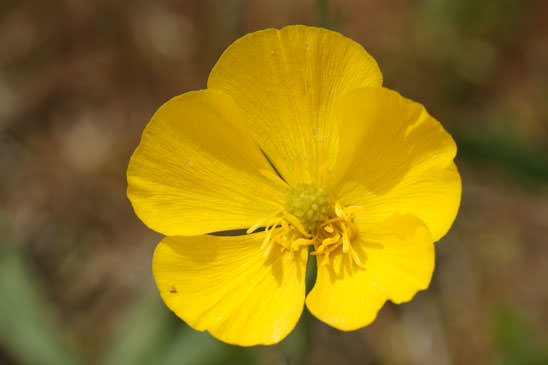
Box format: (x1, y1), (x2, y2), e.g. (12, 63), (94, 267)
(127, 25), (461, 346)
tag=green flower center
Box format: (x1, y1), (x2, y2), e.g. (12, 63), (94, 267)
(285, 184), (332, 232)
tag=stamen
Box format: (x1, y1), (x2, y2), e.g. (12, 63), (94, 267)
(283, 212), (312, 237)
(247, 209), (283, 234)
(319, 233), (340, 251)
(247, 185), (362, 269)
(260, 229), (273, 249)
(342, 228), (351, 253)
(263, 243), (273, 257)
(334, 201), (344, 216)
(350, 247), (365, 268)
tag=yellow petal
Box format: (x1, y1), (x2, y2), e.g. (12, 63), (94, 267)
(333, 87), (461, 241)
(305, 214), (434, 331)
(305, 255), (386, 331)
(153, 233), (308, 346)
(354, 214), (435, 304)
(127, 89), (286, 236)
(208, 25), (382, 186)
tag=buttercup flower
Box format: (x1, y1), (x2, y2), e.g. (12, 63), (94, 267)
(127, 25), (461, 346)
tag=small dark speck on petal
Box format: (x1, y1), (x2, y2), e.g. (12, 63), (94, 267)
(169, 286), (177, 293)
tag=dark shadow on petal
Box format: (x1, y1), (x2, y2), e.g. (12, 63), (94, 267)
(208, 229), (248, 236)
(260, 147), (287, 184)
(208, 227), (265, 236)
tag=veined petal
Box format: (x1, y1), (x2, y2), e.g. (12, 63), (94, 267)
(127, 89), (286, 236)
(208, 25), (382, 186)
(305, 254), (386, 331)
(305, 214), (434, 330)
(354, 214), (435, 304)
(333, 87), (461, 241)
(153, 233), (308, 346)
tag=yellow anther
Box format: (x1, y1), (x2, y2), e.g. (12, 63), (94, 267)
(324, 224), (334, 233)
(283, 212), (312, 237)
(335, 201), (345, 217)
(350, 247), (365, 268)
(321, 233), (340, 248)
(263, 242), (273, 257)
(342, 229), (351, 253)
(261, 230), (273, 249)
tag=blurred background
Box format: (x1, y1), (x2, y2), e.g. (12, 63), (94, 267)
(1, 0), (547, 364)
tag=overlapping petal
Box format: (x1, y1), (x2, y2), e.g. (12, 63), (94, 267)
(208, 25), (382, 186)
(333, 87), (461, 240)
(305, 214), (434, 330)
(127, 89), (286, 236)
(153, 233), (308, 346)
